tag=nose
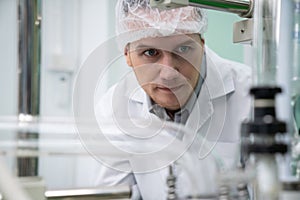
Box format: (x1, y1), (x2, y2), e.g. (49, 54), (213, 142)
(158, 52), (179, 80)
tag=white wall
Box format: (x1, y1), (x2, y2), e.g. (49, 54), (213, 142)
(0, 0), (18, 116)
(205, 10), (245, 63)
(39, 0), (117, 189)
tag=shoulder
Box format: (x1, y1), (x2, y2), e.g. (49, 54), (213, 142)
(95, 73), (144, 117)
(95, 84), (117, 117)
(205, 46), (252, 88)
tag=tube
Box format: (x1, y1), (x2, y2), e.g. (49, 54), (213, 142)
(292, 0), (300, 134)
(292, 0), (300, 95)
(256, 155), (280, 200)
(150, 0), (253, 17)
(252, 0), (281, 86)
(189, 0), (253, 17)
(17, 0), (41, 176)
(18, 0), (41, 115)
(277, 0), (293, 130)
(45, 186), (131, 199)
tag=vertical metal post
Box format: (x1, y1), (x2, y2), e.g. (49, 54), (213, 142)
(17, 0), (41, 177)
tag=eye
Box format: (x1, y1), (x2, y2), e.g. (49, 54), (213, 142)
(176, 46), (191, 54)
(143, 49), (159, 57)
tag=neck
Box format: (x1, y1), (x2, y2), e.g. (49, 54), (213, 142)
(165, 108), (180, 121)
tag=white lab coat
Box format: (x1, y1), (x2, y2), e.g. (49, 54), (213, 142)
(94, 46), (252, 200)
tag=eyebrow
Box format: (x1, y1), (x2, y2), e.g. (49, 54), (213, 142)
(133, 39), (198, 50)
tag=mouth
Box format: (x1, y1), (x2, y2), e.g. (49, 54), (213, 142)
(156, 85), (183, 93)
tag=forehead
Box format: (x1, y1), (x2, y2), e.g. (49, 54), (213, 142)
(129, 34), (202, 50)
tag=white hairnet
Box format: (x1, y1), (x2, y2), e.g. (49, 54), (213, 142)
(115, 0), (208, 51)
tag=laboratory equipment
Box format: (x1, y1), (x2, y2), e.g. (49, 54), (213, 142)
(166, 165), (178, 200)
(241, 1), (290, 199)
(290, 0), (300, 180)
(45, 186), (131, 199)
(292, 0), (300, 135)
(241, 87), (288, 200)
(0, 117), (132, 200)
(280, 181), (300, 200)
(18, 0), (41, 177)
(252, 0), (280, 86)
(151, 0), (254, 44)
(150, 0), (253, 17)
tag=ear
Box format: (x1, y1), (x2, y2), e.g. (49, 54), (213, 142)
(199, 34), (205, 45)
(201, 38), (205, 45)
(124, 44), (133, 67)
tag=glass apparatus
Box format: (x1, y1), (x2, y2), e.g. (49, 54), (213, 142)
(252, 0), (280, 86)
(290, 0), (300, 179)
(292, 0), (300, 136)
(244, 0), (290, 199)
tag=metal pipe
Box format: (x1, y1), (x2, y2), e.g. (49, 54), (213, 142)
(189, 0), (253, 17)
(45, 186), (131, 199)
(256, 155), (280, 200)
(18, 0), (41, 116)
(150, 0), (253, 17)
(17, 0), (41, 177)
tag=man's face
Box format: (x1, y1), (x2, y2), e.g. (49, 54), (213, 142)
(125, 34), (204, 110)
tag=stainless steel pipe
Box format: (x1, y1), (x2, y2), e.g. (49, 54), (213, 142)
(150, 0), (253, 17)
(189, 0), (253, 17)
(17, 0), (41, 177)
(18, 0), (41, 116)
(45, 186), (131, 200)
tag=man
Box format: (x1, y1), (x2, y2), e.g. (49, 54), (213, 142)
(94, 0), (251, 199)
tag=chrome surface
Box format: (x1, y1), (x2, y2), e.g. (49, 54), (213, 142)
(150, 0), (253, 17)
(45, 186), (131, 200)
(18, 0), (41, 116)
(189, 0), (253, 17)
(233, 18), (253, 43)
(17, 0), (41, 177)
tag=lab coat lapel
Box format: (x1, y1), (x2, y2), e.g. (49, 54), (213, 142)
(131, 160), (168, 200)
(187, 81), (213, 130)
(184, 47), (235, 139)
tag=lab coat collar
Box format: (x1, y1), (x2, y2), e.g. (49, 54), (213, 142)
(204, 46), (235, 99)
(124, 72), (144, 103)
(184, 46), (236, 135)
